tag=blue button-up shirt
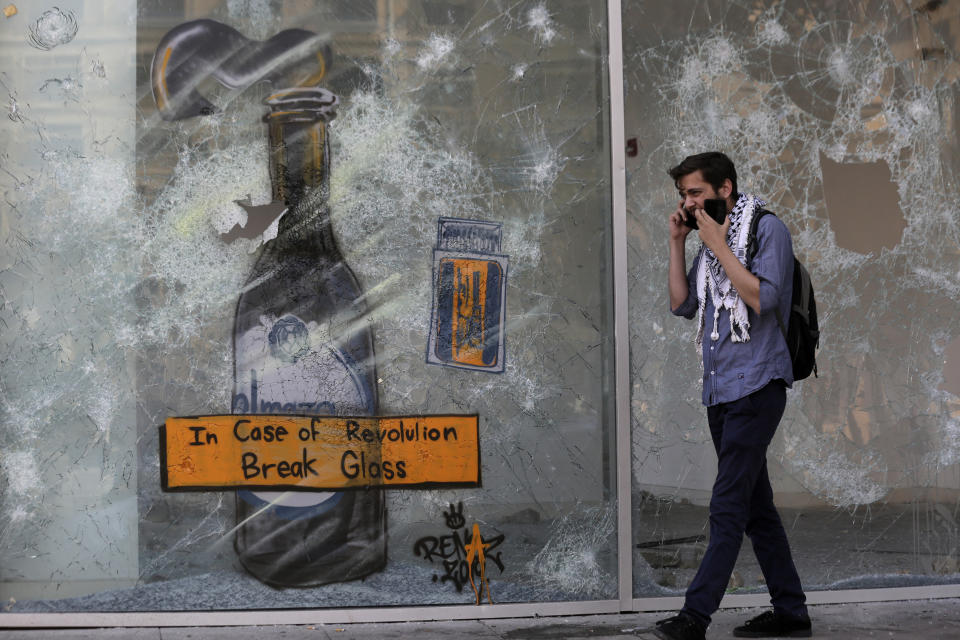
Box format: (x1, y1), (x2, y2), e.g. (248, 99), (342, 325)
(672, 213), (795, 406)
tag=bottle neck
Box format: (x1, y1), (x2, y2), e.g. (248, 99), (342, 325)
(265, 113), (338, 255)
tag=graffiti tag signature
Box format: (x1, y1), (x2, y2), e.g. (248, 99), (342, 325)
(413, 502), (505, 603)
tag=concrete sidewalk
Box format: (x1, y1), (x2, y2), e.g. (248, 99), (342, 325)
(0, 599), (956, 639)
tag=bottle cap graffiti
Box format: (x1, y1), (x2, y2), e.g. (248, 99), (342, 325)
(151, 19), (331, 121)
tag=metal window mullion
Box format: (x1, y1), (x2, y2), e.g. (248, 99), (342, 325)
(605, 0), (632, 613)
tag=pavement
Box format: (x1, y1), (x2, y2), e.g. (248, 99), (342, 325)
(0, 598), (958, 639)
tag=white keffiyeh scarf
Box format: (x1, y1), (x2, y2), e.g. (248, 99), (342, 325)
(694, 192), (766, 355)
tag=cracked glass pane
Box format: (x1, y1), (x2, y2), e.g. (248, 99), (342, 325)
(0, 0), (616, 611)
(624, 0), (960, 596)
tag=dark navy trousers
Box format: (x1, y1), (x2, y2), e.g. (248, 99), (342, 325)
(681, 380), (808, 628)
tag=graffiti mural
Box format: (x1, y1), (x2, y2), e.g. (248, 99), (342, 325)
(0, 0), (617, 611)
(150, 21), (384, 587)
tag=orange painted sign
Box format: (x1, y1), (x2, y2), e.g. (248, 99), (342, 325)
(161, 414), (479, 491)
(450, 258), (493, 367)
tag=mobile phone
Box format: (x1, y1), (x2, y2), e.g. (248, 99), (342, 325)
(682, 198), (727, 230)
(704, 198), (727, 224)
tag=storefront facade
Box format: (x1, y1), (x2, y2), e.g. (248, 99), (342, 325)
(0, 0), (958, 625)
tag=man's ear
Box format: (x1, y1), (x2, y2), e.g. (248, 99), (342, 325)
(718, 179), (733, 199)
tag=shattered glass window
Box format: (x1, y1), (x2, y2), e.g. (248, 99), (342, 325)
(0, 0), (617, 611)
(625, 1), (960, 596)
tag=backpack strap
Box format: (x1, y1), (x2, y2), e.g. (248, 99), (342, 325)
(746, 209), (789, 344)
(746, 209), (771, 266)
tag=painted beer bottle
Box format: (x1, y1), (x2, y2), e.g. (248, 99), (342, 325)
(230, 87), (386, 586)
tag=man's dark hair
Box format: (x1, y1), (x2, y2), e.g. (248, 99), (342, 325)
(667, 151), (738, 196)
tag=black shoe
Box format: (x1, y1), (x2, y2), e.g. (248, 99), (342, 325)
(733, 610), (812, 637)
(653, 614), (706, 640)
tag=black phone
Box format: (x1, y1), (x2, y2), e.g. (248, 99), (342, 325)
(683, 198), (727, 229)
(704, 198), (727, 224)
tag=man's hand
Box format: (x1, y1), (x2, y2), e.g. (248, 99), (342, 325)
(693, 207), (763, 314)
(669, 201), (693, 243)
(694, 207), (730, 254)
(668, 201), (693, 311)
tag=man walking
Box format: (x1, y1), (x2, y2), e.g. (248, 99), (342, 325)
(654, 152), (811, 640)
